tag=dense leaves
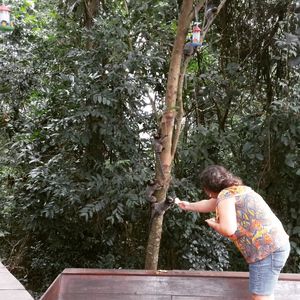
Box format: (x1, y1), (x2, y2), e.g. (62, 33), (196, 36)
(0, 0), (299, 298)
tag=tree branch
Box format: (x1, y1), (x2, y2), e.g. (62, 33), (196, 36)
(202, 0), (227, 40)
(171, 56), (192, 159)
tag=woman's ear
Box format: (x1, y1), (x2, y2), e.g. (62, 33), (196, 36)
(204, 188), (212, 198)
(205, 188), (219, 199)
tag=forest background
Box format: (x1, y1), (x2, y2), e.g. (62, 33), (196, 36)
(0, 0), (299, 299)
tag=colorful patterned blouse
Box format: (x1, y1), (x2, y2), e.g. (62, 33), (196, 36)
(216, 185), (289, 264)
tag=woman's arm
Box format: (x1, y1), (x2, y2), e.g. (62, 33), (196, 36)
(205, 197), (237, 237)
(176, 198), (217, 213)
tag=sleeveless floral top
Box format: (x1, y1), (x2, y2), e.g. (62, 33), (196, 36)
(216, 186), (289, 264)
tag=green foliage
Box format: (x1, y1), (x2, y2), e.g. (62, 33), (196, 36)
(0, 0), (299, 298)
(162, 211), (231, 271)
(174, 0), (300, 273)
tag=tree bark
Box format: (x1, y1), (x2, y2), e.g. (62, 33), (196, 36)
(144, 0), (204, 270)
(83, 0), (100, 29)
(144, 0), (227, 270)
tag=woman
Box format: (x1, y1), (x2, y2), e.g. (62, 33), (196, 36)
(176, 165), (290, 300)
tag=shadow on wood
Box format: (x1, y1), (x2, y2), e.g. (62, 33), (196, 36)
(40, 269), (300, 300)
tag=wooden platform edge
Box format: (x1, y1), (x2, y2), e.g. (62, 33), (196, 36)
(39, 273), (62, 300)
(40, 268), (300, 300)
(0, 261), (34, 300)
(61, 268), (300, 281)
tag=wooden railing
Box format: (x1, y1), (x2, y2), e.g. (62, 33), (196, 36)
(40, 268), (300, 300)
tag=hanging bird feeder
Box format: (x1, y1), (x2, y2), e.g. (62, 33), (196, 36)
(0, 4), (14, 32)
(191, 22), (202, 47)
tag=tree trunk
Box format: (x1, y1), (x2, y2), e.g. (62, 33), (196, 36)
(144, 0), (227, 270)
(83, 0), (100, 29)
(144, 0), (201, 270)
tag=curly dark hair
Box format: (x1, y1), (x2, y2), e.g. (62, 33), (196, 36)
(199, 165), (243, 193)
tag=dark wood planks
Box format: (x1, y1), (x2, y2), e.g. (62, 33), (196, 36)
(40, 269), (300, 300)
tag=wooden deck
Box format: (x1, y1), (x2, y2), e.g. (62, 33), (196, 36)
(0, 261), (34, 300)
(40, 269), (300, 300)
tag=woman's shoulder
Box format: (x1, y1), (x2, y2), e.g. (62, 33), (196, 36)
(218, 185), (251, 199)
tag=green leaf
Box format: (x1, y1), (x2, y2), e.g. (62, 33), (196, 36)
(292, 226), (300, 235)
(285, 154), (296, 168)
(255, 153), (264, 161)
(242, 142), (253, 153)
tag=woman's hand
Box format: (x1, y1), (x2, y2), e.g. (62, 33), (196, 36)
(205, 213), (237, 237)
(205, 217), (218, 227)
(174, 198), (190, 210)
(205, 217), (221, 233)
